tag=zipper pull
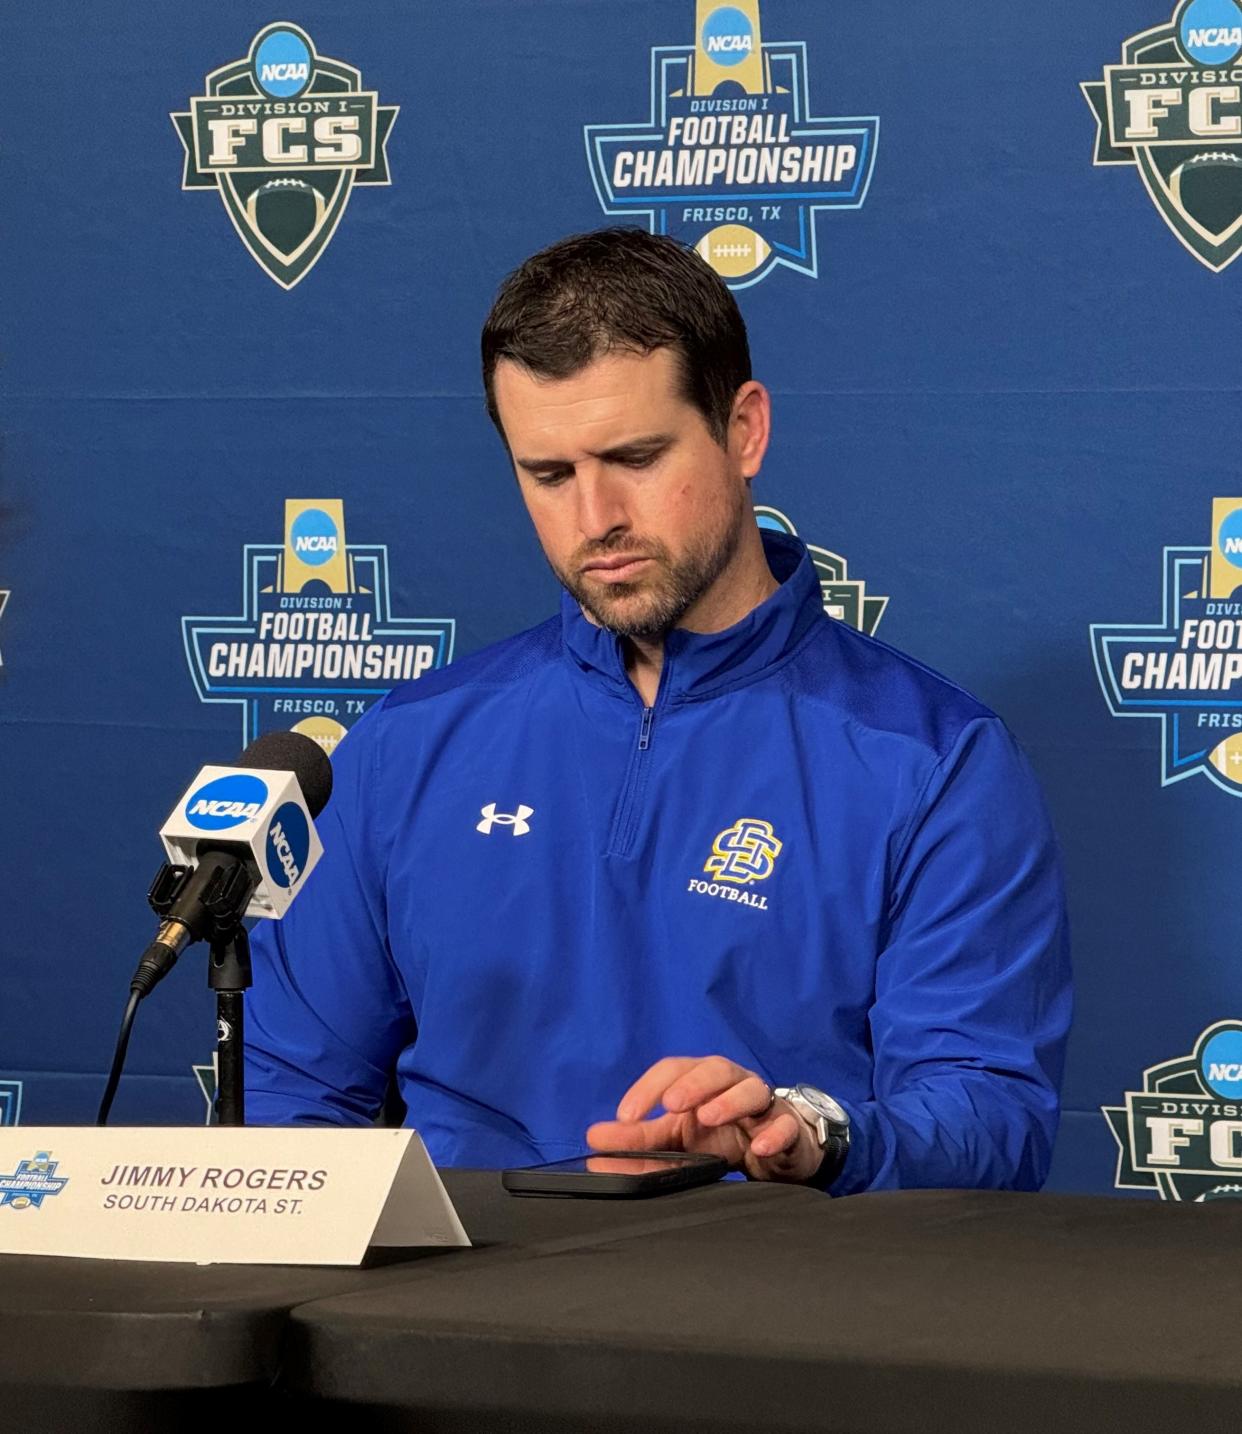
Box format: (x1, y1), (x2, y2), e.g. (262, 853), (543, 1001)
(638, 707), (654, 751)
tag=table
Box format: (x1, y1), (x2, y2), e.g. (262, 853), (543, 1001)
(3, 1174), (1241, 1433)
(285, 1185), (1242, 1434)
(0, 1169), (812, 1431)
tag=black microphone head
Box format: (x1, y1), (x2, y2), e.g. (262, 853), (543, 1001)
(239, 730), (334, 817)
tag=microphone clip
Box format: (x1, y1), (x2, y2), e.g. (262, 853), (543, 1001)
(147, 857), (252, 941)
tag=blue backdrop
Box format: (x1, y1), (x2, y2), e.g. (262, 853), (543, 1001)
(4, 0), (1241, 1200)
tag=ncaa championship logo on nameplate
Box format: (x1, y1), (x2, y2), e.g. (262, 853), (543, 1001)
(0, 1152), (67, 1210)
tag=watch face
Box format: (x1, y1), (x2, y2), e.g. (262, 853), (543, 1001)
(795, 1084), (848, 1127)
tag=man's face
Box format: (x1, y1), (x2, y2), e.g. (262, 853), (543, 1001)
(494, 347), (761, 640)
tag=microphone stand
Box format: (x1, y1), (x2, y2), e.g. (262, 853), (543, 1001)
(146, 860), (254, 1127)
(208, 925), (252, 1127)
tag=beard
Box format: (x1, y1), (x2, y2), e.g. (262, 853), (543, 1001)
(552, 495), (749, 641)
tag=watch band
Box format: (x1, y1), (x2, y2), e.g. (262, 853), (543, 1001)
(809, 1132), (849, 1190)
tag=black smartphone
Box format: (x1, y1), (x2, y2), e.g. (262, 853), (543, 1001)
(501, 1150), (731, 1198)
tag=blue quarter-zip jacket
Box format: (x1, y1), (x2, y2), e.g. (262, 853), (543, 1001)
(246, 532), (1071, 1193)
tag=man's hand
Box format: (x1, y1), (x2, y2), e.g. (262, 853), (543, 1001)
(586, 1055), (823, 1183)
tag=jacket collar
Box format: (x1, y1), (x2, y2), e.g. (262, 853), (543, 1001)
(560, 531), (823, 703)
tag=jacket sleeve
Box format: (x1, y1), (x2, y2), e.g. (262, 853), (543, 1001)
(827, 716), (1072, 1194)
(244, 707), (416, 1126)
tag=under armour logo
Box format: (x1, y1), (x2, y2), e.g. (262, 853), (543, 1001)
(477, 803), (534, 836)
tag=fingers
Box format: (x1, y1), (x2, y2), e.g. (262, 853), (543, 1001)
(616, 1057), (701, 1122)
(745, 1110), (802, 1159)
(596, 1059), (817, 1177)
(615, 1056), (771, 1133)
(696, 1075), (772, 1128)
(661, 1057), (763, 1120)
(587, 1112), (682, 1152)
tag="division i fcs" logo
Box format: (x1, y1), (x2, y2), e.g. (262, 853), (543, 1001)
(1105, 1021), (1242, 1201)
(172, 22), (398, 288)
(1083, 1), (1242, 271)
(1092, 499), (1242, 796)
(754, 506), (887, 635)
(585, 1), (878, 288)
(182, 500), (455, 755)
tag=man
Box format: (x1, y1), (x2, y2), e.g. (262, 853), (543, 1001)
(246, 228), (1071, 1193)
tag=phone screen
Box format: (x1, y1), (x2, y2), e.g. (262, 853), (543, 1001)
(529, 1153), (717, 1175)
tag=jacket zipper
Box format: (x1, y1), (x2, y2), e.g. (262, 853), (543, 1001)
(638, 706), (654, 751)
(606, 663), (669, 857)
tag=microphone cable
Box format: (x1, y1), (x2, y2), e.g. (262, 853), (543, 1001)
(96, 990), (142, 1126)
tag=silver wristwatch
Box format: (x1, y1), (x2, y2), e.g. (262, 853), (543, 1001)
(774, 1083), (851, 1187)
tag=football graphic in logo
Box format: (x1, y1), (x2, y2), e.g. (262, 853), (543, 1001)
(695, 224), (772, 278)
(246, 178), (328, 259)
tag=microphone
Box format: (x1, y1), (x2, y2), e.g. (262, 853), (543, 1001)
(130, 731), (333, 997)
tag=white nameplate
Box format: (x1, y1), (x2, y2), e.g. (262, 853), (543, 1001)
(0, 1128), (470, 1265)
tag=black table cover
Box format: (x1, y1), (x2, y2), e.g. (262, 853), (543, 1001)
(286, 1186), (1242, 1434)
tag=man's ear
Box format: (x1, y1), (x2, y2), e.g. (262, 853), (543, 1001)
(730, 381), (771, 480)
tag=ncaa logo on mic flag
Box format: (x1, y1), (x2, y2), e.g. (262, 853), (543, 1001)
(266, 801), (310, 886)
(171, 23), (398, 288)
(584, 0), (879, 288)
(1091, 499), (1242, 796)
(185, 773), (269, 830)
(183, 500), (455, 754)
(1082, 2), (1242, 271)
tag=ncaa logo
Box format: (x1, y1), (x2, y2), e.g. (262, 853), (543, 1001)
(701, 6), (754, 65)
(185, 773), (269, 830)
(253, 27), (312, 99)
(266, 801), (310, 887)
(1219, 509), (1242, 569)
(1178, 0), (1242, 65)
(1201, 1025), (1242, 1098)
(290, 507), (339, 566)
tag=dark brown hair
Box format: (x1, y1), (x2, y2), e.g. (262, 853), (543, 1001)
(481, 227), (751, 447)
